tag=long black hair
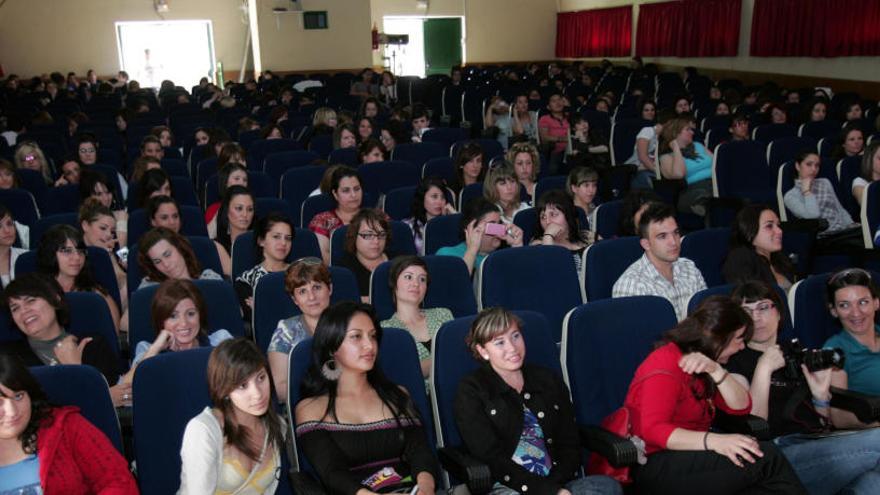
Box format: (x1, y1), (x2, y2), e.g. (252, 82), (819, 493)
(216, 185), (255, 252)
(730, 204), (794, 279)
(409, 176), (449, 241)
(532, 190), (588, 244)
(300, 301), (416, 424)
(0, 354), (52, 454)
(252, 212), (294, 264)
(36, 224), (102, 293)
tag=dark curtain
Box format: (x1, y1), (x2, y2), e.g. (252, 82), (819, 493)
(636, 0), (741, 57)
(556, 6), (632, 58)
(751, 0), (880, 56)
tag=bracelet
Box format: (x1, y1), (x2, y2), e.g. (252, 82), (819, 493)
(543, 234), (554, 238)
(703, 431), (710, 451)
(812, 397), (831, 408)
(714, 370), (729, 386)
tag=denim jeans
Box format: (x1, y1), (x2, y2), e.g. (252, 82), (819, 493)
(489, 475), (622, 495)
(774, 428), (880, 494)
(630, 169), (655, 190)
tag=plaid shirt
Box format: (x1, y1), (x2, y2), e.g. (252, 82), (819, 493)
(612, 253), (707, 321)
(784, 178), (857, 235)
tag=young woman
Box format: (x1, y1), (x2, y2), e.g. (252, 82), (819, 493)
(831, 125), (865, 161)
(380, 256), (453, 378)
(79, 199), (127, 308)
(530, 190), (592, 273)
(179, 338), (285, 494)
(672, 96), (692, 115)
(824, 268), (880, 397)
(0, 205), (26, 288)
(379, 120), (408, 154)
(449, 142), (486, 195)
(484, 96), (513, 149)
(308, 166), (364, 265)
(235, 213), (293, 320)
(805, 99), (829, 123)
(379, 71), (397, 106)
(13, 140), (52, 185)
(454, 307), (622, 495)
(338, 209), (391, 301)
(483, 162), (529, 225)
(135, 168), (173, 210)
(79, 169), (127, 247)
(566, 166), (599, 215)
(136, 227), (223, 289)
(0, 159), (19, 190)
(332, 123), (357, 150)
(727, 281), (880, 493)
(622, 296), (806, 494)
(658, 115), (713, 216)
(404, 177), (456, 256)
(356, 138), (387, 164)
(506, 142), (540, 203)
(722, 204), (795, 290)
(294, 301), (438, 495)
(56, 156), (81, 186)
(568, 114), (610, 173)
(356, 116), (375, 143)
(510, 94), (538, 144)
(0, 354), (138, 493)
(436, 197), (523, 275)
(206, 162), (249, 236)
(0, 273), (130, 407)
(147, 195), (232, 277)
(128, 155), (162, 184)
(538, 93), (569, 173)
(130, 278), (233, 367)
(214, 185), (255, 254)
(269, 259), (333, 402)
(853, 141), (880, 206)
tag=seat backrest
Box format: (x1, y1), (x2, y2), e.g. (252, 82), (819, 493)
(753, 123), (797, 143)
(132, 347), (212, 495)
(593, 199), (622, 239)
(533, 175), (568, 201)
(16, 169), (48, 207)
(837, 156), (862, 220)
(562, 296), (676, 425)
(787, 273), (874, 349)
(0, 188), (39, 227)
(382, 186), (417, 221)
(39, 184), (81, 217)
(512, 207), (537, 242)
(422, 157), (455, 184)
(583, 236), (643, 301)
(67, 291), (122, 360)
(127, 206), (208, 247)
(800, 120), (842, 140)
(230, 228), (320, 281)
(712, 140), (773, 202)
(330, 221), (416, 266)
(127, 236), (222, 296)
(31, 213), (79, 247)
(300, 194), (336, 228)
(610, 119), (650, 166)
(369, 256), (477, 321)
(458, 183), (483, 211)
(31, 364), (124, 453)
(450, 139), (503, 163)
(255, 197), (293, 221)
(424, 214), (462, 255)
(479, 245), (582, 342)
(766, 136), (816, 171)
(252, 266), (360, 354)
(359, 160), (422, 198)
(431, 311), (558, 449)
(422, 127), (468, 150)
(680, 227), (730, 287)
(264, 150), (320, 181)
(308, 134), (334, 159)
(247, 138), (302, 171)
(280, 166), (326, 227)
(393, 142), (448, 168)
(128, 279), (245, 349)
(861, 182), (880, 249)
(328, 147), (358, 166)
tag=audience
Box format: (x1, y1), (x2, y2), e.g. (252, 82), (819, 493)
(136, 227), (223, 289)
(530, 190), (592, 273)
(213, 185), (255, 255)
(449, 141), (485, 195)
(234, 212), (293, 321)
(507, 142), (540, 203)
(658, 114), (713, 216)
(437, 197), (524, 275)
(566, 166), (599, 215)
(308, 166), (363, 264)
(722, 204), (795, 289)
(205, 162), (249, 237)
(0, 205), (26, 287)
(337, 208), (391, 300)
(404, 176), (455, 256)
(483, 161), (529, 224)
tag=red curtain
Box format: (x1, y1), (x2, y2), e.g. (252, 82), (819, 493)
(751, 0), (880, 56)
(636, 0), (741, 57)
(556, 6), (632, 58)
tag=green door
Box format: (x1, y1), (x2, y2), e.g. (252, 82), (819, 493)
(423, 18), (462, 76)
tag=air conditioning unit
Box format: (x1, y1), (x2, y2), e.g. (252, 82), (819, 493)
(416, 0), (429, 11)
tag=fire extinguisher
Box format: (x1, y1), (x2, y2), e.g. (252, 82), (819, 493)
(372, 23), (379, 50)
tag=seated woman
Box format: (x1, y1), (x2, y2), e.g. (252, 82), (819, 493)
(13, 140), (53, 185)
(727, 281), (880, 493)
(568, 114), (610, 173)
(338, 208), (391, 301)
(804, 98), (829, 123)
(484, 96), (512, 149)
(357, 137), (386, 164)
(437, 197), (524, 275)
(206, 162), (248, 234)
(566, 166), (599, 216)
(625, 109), (670, 190)
(0, 205), (27, 288)
(136, 227), (223, 289)
(658, 115), (713, 216)
(380, 256), (453, 378)
(134, 168), (173, 211)
(128, 155), (161, 184)
(213, 185), (255, 255)
(0, 273), (130, 407)
(405, 177), (456, 256)
(783, 150), (861, 251)
(538, 93), (569, 175)
(131, 278), (233, 366)
(379, 120), (408, 154)
(824, 268), (880, 396)
(269, 259), (333, 402)
(79, 199), (127, 310)
(449, 141), (486, 196)
(852, 141), (879, 207)
(356, 116), (375, 143)
(79, 168), (127, 247)
(507, 142), (540, 204)
(765, 103), (788, 125)
(37, 224), (121, 332)
(722, 204), (795, 290)
(483, 162), (529, 225)
(831, 125), (865, 161)
(308, 166), (363, 265)
(530, 190), (592, 273)
(294, 301), (439, 495)
(179, 338), (285, 494)
(510, 93), (538, 144)
(623, 296), (806, 494)
(0, 354), (138, 493)
(454, 307), (622, 495)
(235, 212), (293, 321)
(0, 158), (18, 190)
(147, 195), (232, 277)
(332, 123), (357, 150)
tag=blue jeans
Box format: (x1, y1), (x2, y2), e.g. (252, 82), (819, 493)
(489, 475), (621, 495)
(630, 169), (655, 190)
(775, 428), (880, 494)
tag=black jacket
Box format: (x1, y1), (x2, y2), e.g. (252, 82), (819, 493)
(453, 363), (581, 494)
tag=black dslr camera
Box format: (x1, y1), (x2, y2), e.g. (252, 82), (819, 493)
(783, 338), (845, 379)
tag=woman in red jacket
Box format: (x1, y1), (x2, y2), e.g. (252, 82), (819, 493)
(624, 296), (806, 494)
(0, 354), (138, 494)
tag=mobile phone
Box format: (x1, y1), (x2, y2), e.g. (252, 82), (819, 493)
(484, 222), (507, 237)
(116, 246), (129, 264)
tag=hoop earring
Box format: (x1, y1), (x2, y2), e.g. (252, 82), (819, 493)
(321, 359), (342, 381)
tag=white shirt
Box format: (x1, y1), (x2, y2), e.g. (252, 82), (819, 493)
(612, 253), (707, 321)
(625, 126), (657, 170)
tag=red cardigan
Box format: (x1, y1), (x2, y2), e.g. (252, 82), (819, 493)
(36, 406), (138, 495)
(623, 342), (751, 455)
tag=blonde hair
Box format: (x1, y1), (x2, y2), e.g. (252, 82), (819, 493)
(505, 142), (541, 182)
(313, 107), (337, 127)
(465, 307), (523, 359)
(14, 141), (51, 183)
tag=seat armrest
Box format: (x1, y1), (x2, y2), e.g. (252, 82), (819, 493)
(713, 412), (771, 440)
(578, 424), (639, 467)
(438, 446), (493, 495)
(831, 386), (880, 423)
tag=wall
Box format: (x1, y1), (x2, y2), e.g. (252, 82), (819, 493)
(0, 0), (248, 78)
(558, 0), (880, 83)
(369, 0), (557, 66)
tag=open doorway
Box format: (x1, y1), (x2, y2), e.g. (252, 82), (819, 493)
(115, 20), (216, 90)
(382, 16), (464, 78)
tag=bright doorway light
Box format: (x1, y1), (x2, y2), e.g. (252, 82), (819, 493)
(383, 17), (425, 78)
(116, 20), (216, 89)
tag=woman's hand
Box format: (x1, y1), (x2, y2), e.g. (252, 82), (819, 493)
(670, 139), (681, 153)
(443, 203), (457, 215)
(503, 224), (524, 247)
(800, 177), (813, 195)
(53, 335), (92, 365)
(245, 296), (254, 309)
(543, 223), (564, 240)
(464, 219), (484, 253)
(756, 345), (785, 375)
(54, 176), (69, 187)
(148, 329), (175, 356)
(557, 490), (572, 495)
(706, 433), (763, 467)
(110, 382), (133, 408)
(801, 364), (832, 402)
(678, 352), (719, 376)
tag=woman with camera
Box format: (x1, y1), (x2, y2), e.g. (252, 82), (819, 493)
(727, 281), (880, 494)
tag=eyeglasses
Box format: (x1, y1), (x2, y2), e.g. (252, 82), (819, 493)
(78, 147), (96, 154)
(741, 302), (775, 317)
(57, 246), (87, 257)
(357, 231), (387, 241)
(294, 256), (323, 266)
